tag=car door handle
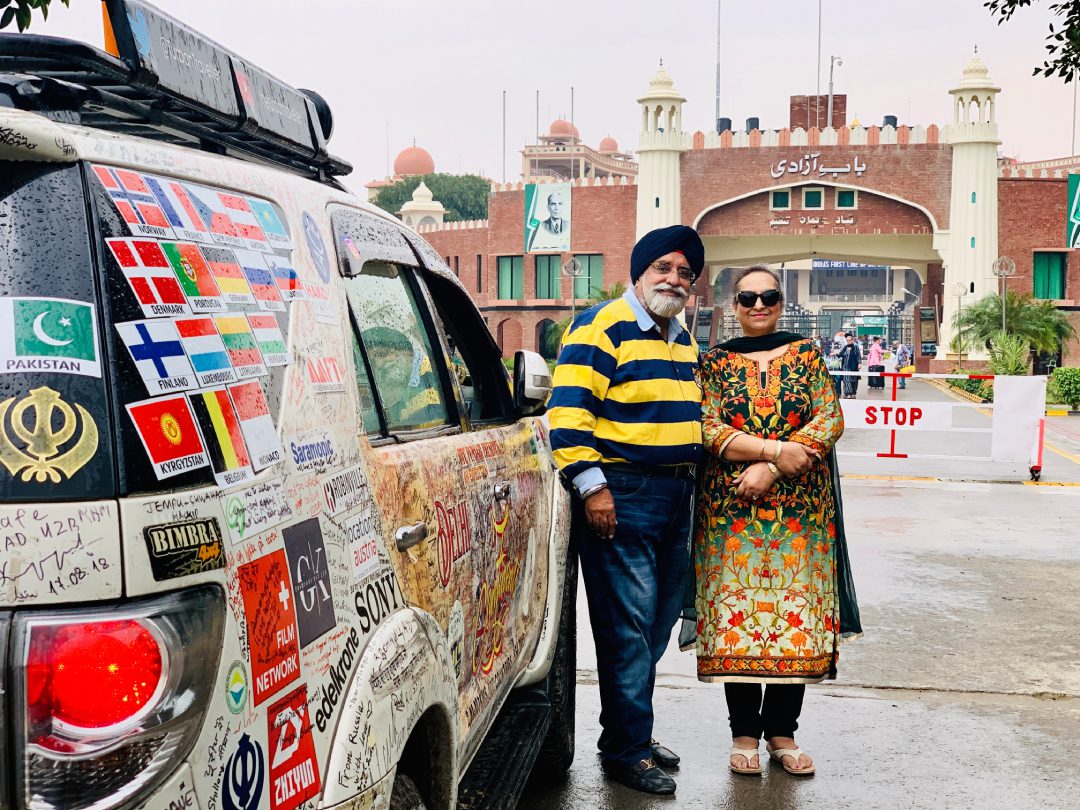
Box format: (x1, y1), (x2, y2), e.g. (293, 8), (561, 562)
(395, 522), (428, 551)
(494, 482), (511, 501)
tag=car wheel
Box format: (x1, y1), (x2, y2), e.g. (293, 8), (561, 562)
(389, 771), (427, 810)
(533, 543), (577, 775)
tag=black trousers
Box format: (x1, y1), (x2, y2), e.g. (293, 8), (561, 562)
(725, 683), (805, 740)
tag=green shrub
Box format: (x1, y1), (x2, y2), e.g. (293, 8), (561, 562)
(987, 331), (1030, 376)
(1052, 367), (1080, 410)
(1046, 374), (1065, 406)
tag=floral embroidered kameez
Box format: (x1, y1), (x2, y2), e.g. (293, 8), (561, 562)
(694, 340), (846, 683)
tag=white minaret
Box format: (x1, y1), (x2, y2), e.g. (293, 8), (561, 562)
(636, 63), (688, 238)
(940, 55), (1000, 359)
(399, 181), (446, 229)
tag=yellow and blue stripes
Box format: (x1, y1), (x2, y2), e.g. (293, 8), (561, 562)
(549, 291), (702, 490)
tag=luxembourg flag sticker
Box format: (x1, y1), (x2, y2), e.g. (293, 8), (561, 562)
(174, 315), (238, 387)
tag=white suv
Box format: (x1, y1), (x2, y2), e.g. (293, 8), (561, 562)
(0, 3), (575, 809)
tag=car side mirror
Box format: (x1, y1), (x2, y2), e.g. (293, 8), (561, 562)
(513, 350), (551, 414)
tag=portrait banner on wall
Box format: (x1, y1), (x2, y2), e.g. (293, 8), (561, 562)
(525, 182), (571, 254)
(1068, 174), (1080, 248)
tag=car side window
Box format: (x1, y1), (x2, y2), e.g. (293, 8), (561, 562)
(422, 270), (514, 425)
(349, 329), (381, 435)
(343, 261), (450, 433)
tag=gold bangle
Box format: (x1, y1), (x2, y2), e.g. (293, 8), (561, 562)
(772, 441), (782, 463)
(757, 438), (767, 460)
(766, 461), (780, 478)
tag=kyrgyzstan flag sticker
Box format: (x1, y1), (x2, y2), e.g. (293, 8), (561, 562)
(228, 380), (283, 470)
(187, 387), (255, 488)
(126, 394), (210, 480)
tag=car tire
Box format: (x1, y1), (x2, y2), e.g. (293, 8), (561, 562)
(389, 771), (427, 810)
(533, 543), (577, 775)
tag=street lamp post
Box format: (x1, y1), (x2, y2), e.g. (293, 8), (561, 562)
(827, 56), (843, 128)
(991, 255), (1017, 334)
(562, 257), (584, 323)
(952, 281), (968, 369)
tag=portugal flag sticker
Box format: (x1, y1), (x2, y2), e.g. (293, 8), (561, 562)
(161, 241), (227, 313)
(188, 387), (255, 488)
(126, 394), (209, 480)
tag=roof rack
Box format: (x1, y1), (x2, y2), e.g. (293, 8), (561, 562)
(0, 0), (351, 182)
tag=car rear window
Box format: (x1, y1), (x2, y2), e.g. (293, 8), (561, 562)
(88, 165), (294, 495)
(0, 162), (117, 502)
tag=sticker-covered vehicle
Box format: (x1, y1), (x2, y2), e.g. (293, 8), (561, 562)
(0, 3), (574, 809)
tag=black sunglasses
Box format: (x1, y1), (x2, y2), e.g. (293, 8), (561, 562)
(736, 289), (782, 308)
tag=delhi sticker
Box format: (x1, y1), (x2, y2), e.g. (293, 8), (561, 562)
(0, 386), (99, 483)
(0, 297), (102, 378)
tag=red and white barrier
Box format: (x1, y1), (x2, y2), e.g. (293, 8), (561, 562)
(830, 370), (1047, 478)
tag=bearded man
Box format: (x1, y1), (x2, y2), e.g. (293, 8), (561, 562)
(548, 224), (705, 796)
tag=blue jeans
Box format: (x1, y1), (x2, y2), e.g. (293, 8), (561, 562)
(575, 467), (693, 767)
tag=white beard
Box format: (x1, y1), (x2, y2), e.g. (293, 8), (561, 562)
(644, 282), (688, 318)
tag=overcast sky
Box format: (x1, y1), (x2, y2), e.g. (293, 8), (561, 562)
(29, 0), (1077, 194)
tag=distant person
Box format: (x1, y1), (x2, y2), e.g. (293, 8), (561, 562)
(894, 340), (911, 389)
(867, 336), (885, 390)
(839, 333), (861, 398)
(691, 264), (861, 777)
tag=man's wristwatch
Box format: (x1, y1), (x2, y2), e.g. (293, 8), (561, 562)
(580, 483), (608, 499)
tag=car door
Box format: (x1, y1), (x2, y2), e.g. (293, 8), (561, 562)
(329, 207), (548, 760)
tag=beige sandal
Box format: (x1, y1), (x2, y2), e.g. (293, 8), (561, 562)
(767, 746), (816, 776)
(729, 746), (762, 775)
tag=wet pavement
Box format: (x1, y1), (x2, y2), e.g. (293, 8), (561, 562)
(520, 383), (1080, 809)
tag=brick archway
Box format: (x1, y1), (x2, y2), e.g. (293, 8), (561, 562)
(496, 318), (523, 356)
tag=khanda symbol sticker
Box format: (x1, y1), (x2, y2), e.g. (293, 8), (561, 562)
(0, 386), (98, 483)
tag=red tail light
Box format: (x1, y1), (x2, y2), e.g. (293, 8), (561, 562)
(27, 620), (166, 742)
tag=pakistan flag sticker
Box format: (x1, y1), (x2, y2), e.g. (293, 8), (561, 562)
(0, 298), (101, 378)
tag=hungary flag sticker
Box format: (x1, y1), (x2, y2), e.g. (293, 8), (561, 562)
(0, 297), (101, 377)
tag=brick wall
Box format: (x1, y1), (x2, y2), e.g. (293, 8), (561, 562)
(424, 182), (639, 355)
(998, 177), (1080, 366)
(681, 144), (953, 231)
(789, 94), (847, 131)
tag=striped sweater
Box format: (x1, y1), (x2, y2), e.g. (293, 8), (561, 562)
(548, 291), (703, 493)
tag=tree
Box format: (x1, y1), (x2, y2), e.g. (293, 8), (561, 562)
(372, 174), (489, 222)
(0, 0), (69, 32)
(542, 283), (629, 358)
(954, 290), (1077, 355)
(987, 331), (1032, 375)
(983, 1), (1080, 80)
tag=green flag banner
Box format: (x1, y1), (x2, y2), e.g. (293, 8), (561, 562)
(0, 297), (101, 377)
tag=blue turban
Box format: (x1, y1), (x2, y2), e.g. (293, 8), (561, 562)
(630, 225), (705, 284)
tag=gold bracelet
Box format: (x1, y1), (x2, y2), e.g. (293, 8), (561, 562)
(772, 440), (782, 463)
(766, 461), (780, 478)
(757, 438), (767, 460)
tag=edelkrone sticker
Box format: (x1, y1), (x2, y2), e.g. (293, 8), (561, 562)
(142, 517), (226, 581)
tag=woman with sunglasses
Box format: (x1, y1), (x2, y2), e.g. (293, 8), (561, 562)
(686, 265), (861, 778)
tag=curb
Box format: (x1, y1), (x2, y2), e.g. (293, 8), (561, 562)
(925, 378), (989, 403)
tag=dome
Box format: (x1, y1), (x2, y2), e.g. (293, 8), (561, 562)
(394, 145), (435, 176)
(950, 52), (999, 93)
(410, 180), (434, 203)
(598, 136), (619, 153)
(548, 119), (580, 139)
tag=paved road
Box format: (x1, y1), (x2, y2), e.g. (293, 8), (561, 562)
(520, 386), (1080, 809)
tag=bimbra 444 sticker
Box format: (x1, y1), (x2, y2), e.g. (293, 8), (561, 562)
(142, 516), (225, 581)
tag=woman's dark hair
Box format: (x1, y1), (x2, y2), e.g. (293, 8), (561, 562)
(730, 264), (783, 298)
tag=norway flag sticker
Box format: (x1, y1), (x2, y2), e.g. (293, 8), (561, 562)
(93, 165), (176, 240)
